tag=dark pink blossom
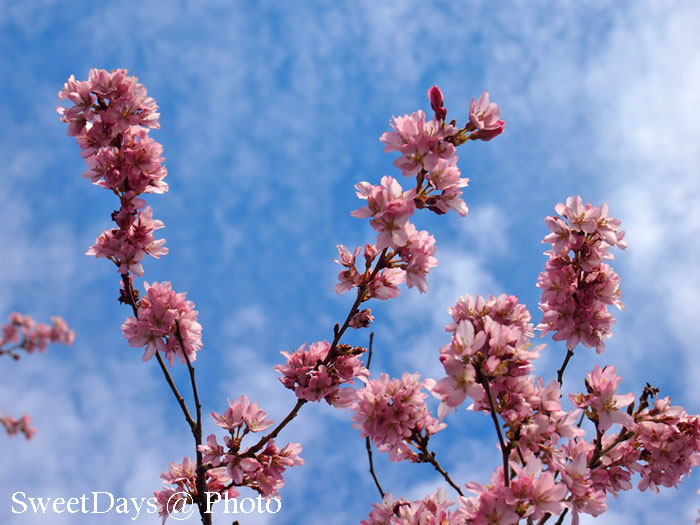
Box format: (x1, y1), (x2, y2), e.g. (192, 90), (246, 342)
(275, 340), (368, 406)
(121, 281), (202, 365)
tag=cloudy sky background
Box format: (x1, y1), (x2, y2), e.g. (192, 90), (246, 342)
(1, 1), (699, 523)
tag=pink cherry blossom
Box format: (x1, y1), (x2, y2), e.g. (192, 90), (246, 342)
(352, 372), (445, 462)
(0, 410), (37, 439)
(570, 365), (635, 432)
(352, 176), (417, 250)
(349, 309), (375, 329)
(469, 91), (501, 130)
(275, 340), (368, 406)
(380, 110), (457, 176)
(59, 69), (170, 281)
(121, 281), (203, 365)
(468, 91), (506, 141)
(538, 197), (626, 353)
(1, 312), (75, 355)
(363, 488), (456, 524)
(210, 395), (274, 433)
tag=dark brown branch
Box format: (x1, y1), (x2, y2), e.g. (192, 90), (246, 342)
(244, 399), (307, 457)
(364, 332), (385, 498)
(247, 251), (391, 457)
(556, 349), (575, 385)
(174, 321), (209, 525)
(365, 437), (385, 499)
(154, 352), (196, 431)
(419, 446), (464, 497)
(553, 508), (568, 525)
(121, 273), (196, 431)
(477, 367), (510, 486)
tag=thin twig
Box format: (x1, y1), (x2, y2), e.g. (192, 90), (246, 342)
(121, 273), (196, 431)
(556, 349), (575, 385)
(421, 448), (464, 497)
(537, 507), (569, 525)
(365, 437), (385, 498)
(477, 367), (510, 486)
(154, 352), (196, 431)
(325, 249), (389, 364)
(247, 251), (391, 456)
(244, 399), (307, 457)
(174, 321), (209, 525)
(364, 332), (385, 498)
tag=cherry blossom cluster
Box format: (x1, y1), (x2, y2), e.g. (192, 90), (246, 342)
(634, 395), (700, 492)
(430, 294), (544, 422)
(1, 313), (74, 439)
(56, 70), (700, 523)
(275, 340), (369, 407)
(547, 383), (700, 522)
(569, 365), (635, 432)
(203, 397), (303, 499)
(58, 69), (168, 277)
(537, 196), (627, 353)
(154, 395), (303, 521)
(362, 488), (455, 524)
(336, 87), (505, 299)
(1, 312), (75, 357)
(153, 456), (198, 522)
(0, 410), (36, 440)
(351, 372), (445, 462)
(379, 280), (699, 523)
(427, 339), (699, 523)
(459, 460), (568, 524)
(121, 281), (203, 365)
(334, 242), (406, 300)
(362, 461), (567, 524)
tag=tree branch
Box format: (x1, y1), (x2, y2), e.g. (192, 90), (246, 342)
(556, 349), (575, 385)
(477, 367), (510, 486)
(364, 332), (385, 498)
(121, 273), (196, 431)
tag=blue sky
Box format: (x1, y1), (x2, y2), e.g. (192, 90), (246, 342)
(1, 1), (699, 523)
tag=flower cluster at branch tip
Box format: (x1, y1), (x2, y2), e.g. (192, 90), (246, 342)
(1, 313), (74, 440)
(352, 372), (445, 462)
(404, 284), (700, 523)
(633, 395), (700, 493)
(430, 294), (545, 422)
(154, 396), (303, 523)
(336, 86), (504, 300)
(468, 91), (506, 141)
(121, 281), (203, 366)
(58, 69), (168, 277)
(537, 196), (627, 353)
(1, 312), (75, 356)
(275, 340), (369, 407)
(0, 410), (36, 440)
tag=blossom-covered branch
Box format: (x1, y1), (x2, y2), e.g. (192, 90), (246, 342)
(1, 313), (74, 439)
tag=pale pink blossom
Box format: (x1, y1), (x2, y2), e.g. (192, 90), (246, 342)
(570, 365), (635, 432)
(380, 110), (457, 176)
(352, 372), (445, 462)
(538, 197), (626, 353)
(468, 91), (506, 141)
